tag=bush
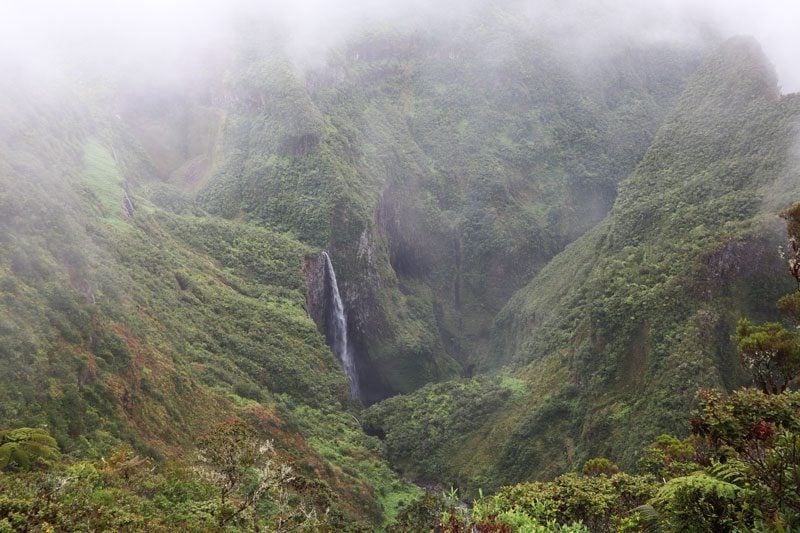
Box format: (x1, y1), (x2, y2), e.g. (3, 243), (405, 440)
(650, 473), (744, 532)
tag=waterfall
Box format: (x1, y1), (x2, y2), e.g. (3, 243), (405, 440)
(322, 252), (361, 401)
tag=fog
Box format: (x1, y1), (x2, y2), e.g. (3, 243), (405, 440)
(0, 0), (798, 92)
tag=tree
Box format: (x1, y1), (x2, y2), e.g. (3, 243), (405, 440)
(194, 419), (319, 530)
(733, 203), (800, 395)
(389, 493), (447, 533)
(735, 320), (800, 394)
(582, 458), (620, 477)
(781, 203), (800, 287)
(686, 388), (800, 527)
(638, 435), (704, 480)
(648, 473), (743, 533)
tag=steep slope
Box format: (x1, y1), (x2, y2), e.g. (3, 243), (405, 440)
(364, 36), (800, 493)
(196, 10), (702, 401)
(0, 75), (417, 527)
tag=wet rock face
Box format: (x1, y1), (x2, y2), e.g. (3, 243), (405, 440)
(699, 237), (780, 300)
(706, 240), (766, 281)
(378, 191), (435, 279)
(302, 253), (327, 331)
(302, 251), (389, 404)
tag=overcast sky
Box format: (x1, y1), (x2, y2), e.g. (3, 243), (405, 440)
(0, 0), (798, 92)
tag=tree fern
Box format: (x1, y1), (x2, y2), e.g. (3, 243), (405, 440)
(634, 504), (662, 533)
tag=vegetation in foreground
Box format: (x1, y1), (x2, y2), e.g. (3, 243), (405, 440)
(1, 420), (359, 531)
(4, 388), (799, 531)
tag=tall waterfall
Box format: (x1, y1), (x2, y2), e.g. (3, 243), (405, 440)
(322, 252), (361, 401)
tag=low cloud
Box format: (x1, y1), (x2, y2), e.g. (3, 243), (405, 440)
(0, 0), (797, 92)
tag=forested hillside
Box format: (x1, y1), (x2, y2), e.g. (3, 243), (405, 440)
(2, 2), (800, 530)
(193, 12), (703, 402)
(363, 35), (800, 495)
(0, 73), (417, 529)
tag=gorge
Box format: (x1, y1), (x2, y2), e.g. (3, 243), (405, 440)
(1, 1), (800, 530)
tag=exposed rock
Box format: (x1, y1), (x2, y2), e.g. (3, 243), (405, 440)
(700, 239), (771, 299)
(302, 253), (327, 331)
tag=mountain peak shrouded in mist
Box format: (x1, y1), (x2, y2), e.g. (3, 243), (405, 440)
(1, 1), (799, 92)
(688, 35), (780, 102)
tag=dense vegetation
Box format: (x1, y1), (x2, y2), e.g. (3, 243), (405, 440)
(385, 387), (800, 532)
(196, 11), (702, 401)
(387, 205), (800, 530)
(0, 73), (417, 529)
(2, 3), (800, 530)
(363, 36), (800, 496)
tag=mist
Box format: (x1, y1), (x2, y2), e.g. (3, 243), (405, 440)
(1, 0), (798, 93)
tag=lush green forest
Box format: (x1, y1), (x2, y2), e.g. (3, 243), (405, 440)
(362, 36), (800, 497)
(2, 3), (800, 531)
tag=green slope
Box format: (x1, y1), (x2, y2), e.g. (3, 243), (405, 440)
(363, 36), (800, 494)
(0, 77), (417, 528)
(196, 10), (701, 401)
(5, 7), (795, 526)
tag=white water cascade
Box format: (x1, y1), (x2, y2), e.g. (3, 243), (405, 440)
(322, 252), (361, 401)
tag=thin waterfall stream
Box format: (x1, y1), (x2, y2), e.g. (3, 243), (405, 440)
(322, 252), (361, 401)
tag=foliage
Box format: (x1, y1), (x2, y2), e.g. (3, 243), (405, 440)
(777, 292), (800, 325)
(638, 434), (704, 480)
(362, 376), (515, 491)
(385, 387), (800, 532)
(582, 458), (620, 477)
(418, 486), (597, 532)
(3, 11), (800, 533)
(0, 440), (334, 531)
(748, 429), (800, 521)
(416, 470), (654, 532)
(282, 401), (422, 528)
(444, 508), (591, 533)
(1, 452), (209, 531)
(0, 428), (60, 471)
(781, 202), (800, 286)
(733, 201), (800, 399)
(194, 419), (315, 530)
(644, 388), (800, 530)
(481, 473), (656, 532)
(480, 35), (800, 484)
(197, 11), (702, 399)
(0, 73), (414, 528)
(690, 388), (800, 452)
(388, 493), (446, 533)
(638, 197), (800, 531)
(735, 319), (800, 394)
(649, 472), (745, 532)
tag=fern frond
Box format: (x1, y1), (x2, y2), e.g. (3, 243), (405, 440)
(634, 504), (662, 533)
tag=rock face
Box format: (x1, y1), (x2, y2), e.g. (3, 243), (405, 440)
(303, 254), (327, 329)
(699, 238), (779, 300)
(303, 251), (389, 404)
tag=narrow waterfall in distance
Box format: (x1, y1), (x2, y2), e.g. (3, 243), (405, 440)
(322, 252), (361, 401)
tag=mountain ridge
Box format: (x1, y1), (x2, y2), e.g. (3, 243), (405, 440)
(2, 13), (799, 529)
(363, 35), (800, 494)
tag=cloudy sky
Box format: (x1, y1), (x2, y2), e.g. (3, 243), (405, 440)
(0, 0), (798, 92)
